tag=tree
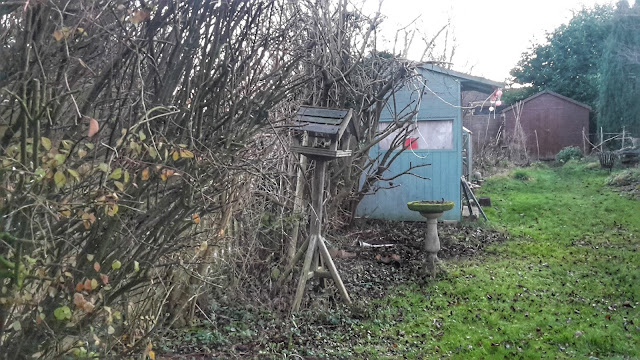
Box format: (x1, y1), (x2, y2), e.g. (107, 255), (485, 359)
(509, 5), (614, 109)
(597, 1), (640, 134)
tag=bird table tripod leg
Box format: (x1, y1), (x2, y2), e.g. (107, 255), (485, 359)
(277, 237), (310, 287)
(291, 235), (318, 313)
(317, 236), (351, 304)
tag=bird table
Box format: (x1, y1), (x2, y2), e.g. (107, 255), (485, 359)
(289, 106), (354, 312)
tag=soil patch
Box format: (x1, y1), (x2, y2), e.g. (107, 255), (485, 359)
(158, 220), (508, 358)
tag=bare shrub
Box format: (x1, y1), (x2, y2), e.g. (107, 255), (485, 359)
(0, 0), (302, 357)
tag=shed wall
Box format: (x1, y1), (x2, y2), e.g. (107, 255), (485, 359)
(356, 69), (463, 221)
(503, 93), (589, 159)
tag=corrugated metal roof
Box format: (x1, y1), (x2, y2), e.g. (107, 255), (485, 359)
(418, 63), (504, 89)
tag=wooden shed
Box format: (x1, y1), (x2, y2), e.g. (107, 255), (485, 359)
(356, 64), (502, 221)
(501, 91), (591, 159)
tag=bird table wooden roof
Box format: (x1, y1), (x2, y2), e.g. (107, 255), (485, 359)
(290, 106), (354, 159)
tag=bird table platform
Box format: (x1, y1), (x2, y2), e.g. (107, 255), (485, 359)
(287, 106), (354, 312)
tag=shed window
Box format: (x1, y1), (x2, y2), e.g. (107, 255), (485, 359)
(378, 120), (454, 150)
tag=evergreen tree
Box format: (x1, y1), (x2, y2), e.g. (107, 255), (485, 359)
(510, 5), (614, 108)
(598, 1), (640, 134)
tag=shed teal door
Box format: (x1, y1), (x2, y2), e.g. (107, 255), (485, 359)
(356, 69), (463, 221)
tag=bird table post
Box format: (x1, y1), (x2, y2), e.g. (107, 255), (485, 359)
(289, 106), (354, 313)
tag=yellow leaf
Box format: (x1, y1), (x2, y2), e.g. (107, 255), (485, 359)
(141, 168), (150, 181)
(124, 171), (130, 184)
(98, 163), (109, 173)
(114, 181), (124, 192)
(109, 168), (122, 180)
(41, 137), (52, 151)
(77, 149), (87, 159)
(59, 208), (71, 217)
(67, 168), (81, 182)
(90, 278), (98, 290)
(172, 150), (179, 161)
(180, 149), (195, 159)
(52, 30), (64, 41)
(106, 204), (118, 217)
(87, 254), (94, 261)
(82, 213), (96, 229)
(134, 261), (140, 272)
(54, 171), (66, 188)
(160, 169), (175, 181)
(139, 130), (147, 141)
(148, 350), (155, 360)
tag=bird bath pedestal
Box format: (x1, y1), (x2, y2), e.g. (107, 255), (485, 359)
(407, 201), (455, 277)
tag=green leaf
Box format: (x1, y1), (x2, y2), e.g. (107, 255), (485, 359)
(98, 163), (109, 173)
(53, 306), (71, 321)
(61, 140), (73, 150)
(54, 171), (66, 188)
(148, 147), (158, 159)
(124, 171), (130, 184)
(134, 261), (140, 272)
(109, 168), (122, 180)
(67, 169), (81, 182)
(34, 167), (46, 180)
(114, 181), (124, 192)
(85, 143), (95, 150)
(54, 154), (66, 166)
(41, 137), (52, 151)
(10, 320), (21, 331)
(138, 130), (147, 141)
(111, 260), (122, 270)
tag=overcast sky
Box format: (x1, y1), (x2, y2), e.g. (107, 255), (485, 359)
(368, 0), (615, 83)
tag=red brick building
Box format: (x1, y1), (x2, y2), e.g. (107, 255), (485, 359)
(501, 91), (591, 160)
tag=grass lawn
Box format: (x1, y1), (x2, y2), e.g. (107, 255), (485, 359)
(339, 162), (640, 359)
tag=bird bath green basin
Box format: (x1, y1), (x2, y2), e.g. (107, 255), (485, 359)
(407, 200), (455, 214)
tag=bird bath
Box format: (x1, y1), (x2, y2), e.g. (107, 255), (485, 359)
(407, 200), (455, 277)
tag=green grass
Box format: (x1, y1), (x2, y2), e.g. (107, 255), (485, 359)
(335, 163), (640, 359)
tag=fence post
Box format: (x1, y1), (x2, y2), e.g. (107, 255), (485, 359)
(600, 127), (604, 152)
(622, 126), (626, 149)
(582, 127), (586, 154)
(534, 130), (540, 160)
